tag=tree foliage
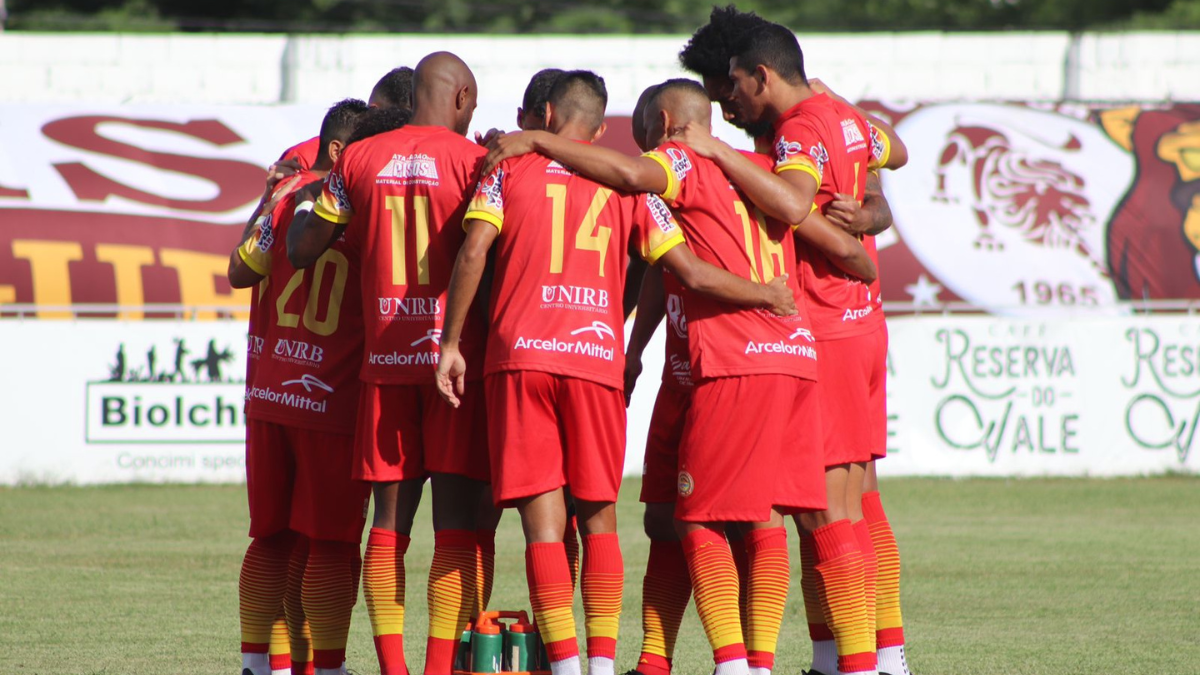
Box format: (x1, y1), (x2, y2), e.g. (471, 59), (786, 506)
(5, 0), (1196, 32)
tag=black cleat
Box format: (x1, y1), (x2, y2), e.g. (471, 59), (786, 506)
(621, 670), (647, 675)
(801, 671), (832, 675)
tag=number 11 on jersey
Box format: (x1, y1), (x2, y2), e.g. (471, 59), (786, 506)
(385, 195), (432, 286)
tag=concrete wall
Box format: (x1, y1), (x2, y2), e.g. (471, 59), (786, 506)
(2, 31), (1198, 105)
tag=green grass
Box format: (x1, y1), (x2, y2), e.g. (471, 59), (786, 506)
(1, 477), (1198, 675)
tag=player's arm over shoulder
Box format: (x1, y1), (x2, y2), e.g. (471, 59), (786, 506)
(288, 178), (344, 269)
(637, 194), (796, 316)
(518, 130), (671, 196)
(793, 208), (877, 283)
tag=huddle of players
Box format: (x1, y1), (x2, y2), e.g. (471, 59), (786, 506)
(229, 6), (914, 675)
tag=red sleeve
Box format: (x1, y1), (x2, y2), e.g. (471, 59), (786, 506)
(773, 118), (824, 186)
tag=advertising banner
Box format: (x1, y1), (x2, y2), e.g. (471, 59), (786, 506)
(0, 320), (249, 484)
(2, 315), (1198, 485)
(882, 315), (1200, 477)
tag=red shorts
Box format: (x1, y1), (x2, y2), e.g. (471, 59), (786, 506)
(640, 383), (692, 504)
(246, 419), (370, 543)
(676, 375), (825, 522)
(485, 371), (626, 507)
(817, 326), (888, 466)
(353, 381), (490, 483)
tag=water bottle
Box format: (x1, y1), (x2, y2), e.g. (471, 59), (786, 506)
(503, 617), (538, 672)
(471, 618), (503, 673)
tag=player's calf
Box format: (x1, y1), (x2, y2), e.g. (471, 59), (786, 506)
(634, 503), (689, 675)
(240, 530), (298, 675)
(575, 499), (623, 675)
(363, 479), (425, 675)
(516, 489), (579, 675)
(426, 473), (491, 675)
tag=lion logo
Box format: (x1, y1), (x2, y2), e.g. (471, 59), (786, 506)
(935, 124), (1097, 266)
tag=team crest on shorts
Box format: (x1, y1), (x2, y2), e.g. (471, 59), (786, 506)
(677, 471), (694, 498)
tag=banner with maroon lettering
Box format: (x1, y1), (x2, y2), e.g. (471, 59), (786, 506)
(2, 101), (1198, 316)
(0, 103), (647, 317)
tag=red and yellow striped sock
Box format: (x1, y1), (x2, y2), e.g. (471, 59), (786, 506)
(426, 530), (478, 675)
(812, 520), (875, 673)
(285, 537), (314, 673)
(240, 532), (295, 657)
(581, 533), (623, 660)
(852, 520), (878, 645)
(798, 532), (834, 643)
(363, 528), (411, 675)
(683, 527), (746, 665)
(269, 616), (291, 673)
(729, 533), (749, 637)
(303, 540), (360, 669)
(526, 542), (579, 664)
(862, 491), (904, 649)
(565, 515), (581, 592)
(745, 527), (789, 672)
(636, 539), (692, 675)
(475, 529), (496, 618)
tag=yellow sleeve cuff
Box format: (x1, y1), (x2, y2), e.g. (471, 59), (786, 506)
(869, 123), (892, 170)
(775, 162), (822, 186)
(641, 151), (681, 205)
(644, 233), (686, 265)
(238, 238), (271, 276)
(313, 194), (352, 225)
(464, 210), (504, 233)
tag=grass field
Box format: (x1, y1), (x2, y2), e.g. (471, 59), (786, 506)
(2, 477), (1198, 675)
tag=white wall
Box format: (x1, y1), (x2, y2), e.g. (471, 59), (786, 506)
(2, 31), (1199, 105)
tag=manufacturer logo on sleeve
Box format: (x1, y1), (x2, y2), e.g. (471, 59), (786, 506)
(665, 147), (693, 180)
(645, 194), (677, 234)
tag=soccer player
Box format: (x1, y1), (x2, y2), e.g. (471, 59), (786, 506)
(435, 71), (796, 675)
(289, 51), (493, 675)
(677, 14), (913, 675)
(701, 22), (906, 675)
(803, 78), (908, 675)
(229, 98), (371, 675)
(483, 75), (880, 675)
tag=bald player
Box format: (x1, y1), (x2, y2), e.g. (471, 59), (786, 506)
(289, 52), (493, 675)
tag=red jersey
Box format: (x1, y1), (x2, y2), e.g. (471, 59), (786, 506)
(644, 142), (817, 381)
(465, 149), (685, 390)
(660, 271), (692, 390)
(279, 136), (319, 171)
(773, 93), (888, 339)
(241, 171), (365, 434)
(314, 125), (487, 384)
